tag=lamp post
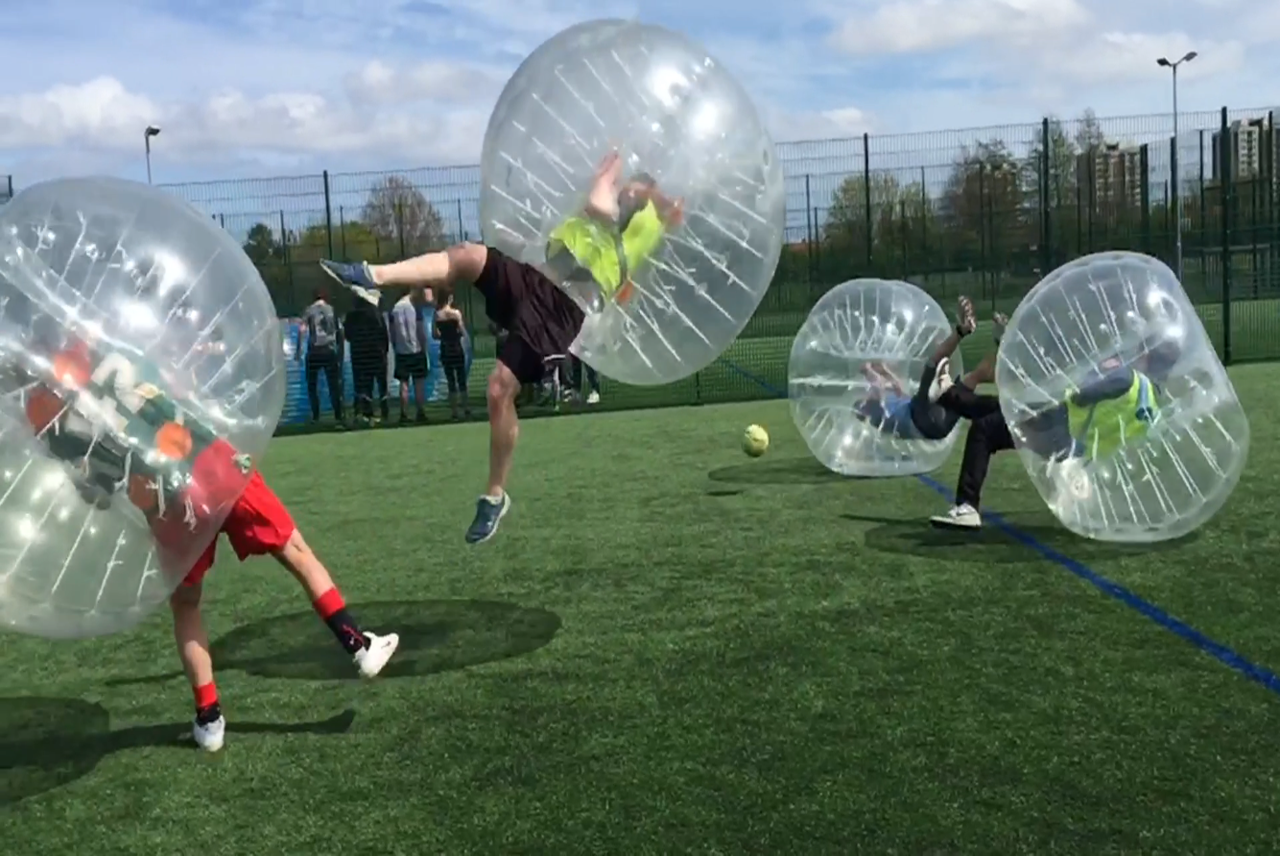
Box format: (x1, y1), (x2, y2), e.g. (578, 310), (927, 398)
(144, 126), (161, 184)
(1157, 51), (1196, 282)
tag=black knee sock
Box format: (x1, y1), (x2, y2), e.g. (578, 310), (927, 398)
(314, 588), (368, 654)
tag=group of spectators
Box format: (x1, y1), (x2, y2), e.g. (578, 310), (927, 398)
(295, 286), (602, 426)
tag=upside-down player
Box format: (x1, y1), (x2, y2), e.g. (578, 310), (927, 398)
(853, 297), (1006, 440)
(319, 149), (683, 543)
(21, 335), (399, 753)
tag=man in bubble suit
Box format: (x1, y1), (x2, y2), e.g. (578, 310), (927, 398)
(319, 150), (684, 543)
(931, 339), (1183, 530)
(16, 328), (400, 752)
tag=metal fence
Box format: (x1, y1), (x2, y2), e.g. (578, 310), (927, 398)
(18, 107), (1280, 414)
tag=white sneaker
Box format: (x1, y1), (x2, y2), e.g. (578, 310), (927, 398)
(586, 391), (600, 405)
(193, 715), (226, 752)
(929, 358), (955, 402)
(354, 631), (400, 678)
(930, 503), (982, 529)
(955, 296), (976, 335)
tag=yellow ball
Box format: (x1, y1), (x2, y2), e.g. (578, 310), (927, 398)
(742, 424), (769, 457)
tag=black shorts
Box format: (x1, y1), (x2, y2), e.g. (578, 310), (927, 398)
(475, 246), (585, 385)
(394, 351), (428, 381)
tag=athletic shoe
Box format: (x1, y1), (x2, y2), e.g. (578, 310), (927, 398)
(955, 296), (977, 336)
(466, 492), (511, 544)
(586, 391), (600, 405)
(354, 632), (400, 678)
(929, 357), (955, 402)
(192, 715), (226, 753)
(319, 259), (380, 306)
(930, 503), (982, 530)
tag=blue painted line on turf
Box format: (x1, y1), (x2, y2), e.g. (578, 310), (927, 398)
(914, 474), (1280, 697)
(726, 361), (1280, 696)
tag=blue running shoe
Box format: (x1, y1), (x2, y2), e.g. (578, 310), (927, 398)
(465, 492), (511, 544)
(319, 259), (380, 306)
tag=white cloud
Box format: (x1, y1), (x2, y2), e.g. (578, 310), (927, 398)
(831, 0), (1090, 55)
(0, 0), (1271, 193)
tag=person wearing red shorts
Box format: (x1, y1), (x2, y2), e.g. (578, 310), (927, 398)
(22, 338), (400, 753)
(319, 149), (682, 544)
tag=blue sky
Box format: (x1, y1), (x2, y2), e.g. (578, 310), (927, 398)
(0, 0), (1274, 222)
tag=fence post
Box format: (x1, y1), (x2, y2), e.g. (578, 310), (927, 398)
(693, 370), (702, 405)
(803, 174), (816, 288)
(455, 198), (465, 242)
(5, 176), (11, 199)
(1139, 144), (1151, 253)
(862, 133), (872, 268)
(1039, 117), (1051, 273)
(280, 209), (296, 313)
(1219, 106), (1232, 363)
(977, 162), (988, 303)
(322, 170), (334, 259)
(339, 205), (348, 259)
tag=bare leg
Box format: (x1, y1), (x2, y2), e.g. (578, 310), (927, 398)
(413, 377), (427, 415)
(368, 243), (488, 288)
(961, 353), (996, 389)
(485, 363), (521, 496)
(270, 529), (338, 600)
(170, 584), (214, 691)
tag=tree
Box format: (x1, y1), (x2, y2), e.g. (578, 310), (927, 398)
(362, 175), (447, 257)
(940, 140), (1027, 269)
(288, 220), (384, 264)
(241, 221), (292, 311)
(1022, 117), (1081, 265)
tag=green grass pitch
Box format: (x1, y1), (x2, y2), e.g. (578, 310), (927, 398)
(1, 363), (1278, 854)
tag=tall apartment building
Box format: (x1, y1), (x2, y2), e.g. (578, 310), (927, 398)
(1211, 118), (1267, 180)
(1080, 142), (1143, 206)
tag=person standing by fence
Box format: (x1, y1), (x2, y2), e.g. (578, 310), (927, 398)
(390, 287), (431, 424)
(296, 289), (345, 425)
(434, 291), (472, 421)
(344, 290), (391, 426)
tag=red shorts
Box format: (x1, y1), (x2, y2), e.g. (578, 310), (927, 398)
(139, 438), (294, 587)
(179, 470), (295, 586)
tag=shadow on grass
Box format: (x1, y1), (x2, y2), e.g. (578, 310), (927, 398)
(0, 697), (354, 806)
(108, 599), (562, 685)
(844, 511), (1200, 565)
(708, 456), (847, 486)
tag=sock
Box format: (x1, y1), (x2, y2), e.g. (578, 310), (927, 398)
(314, 587), (368, 655)
(194, 681), (221, 724)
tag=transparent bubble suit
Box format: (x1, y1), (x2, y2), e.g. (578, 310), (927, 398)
(789, 279), (963, 477)
(996, 251), (1248, 542)
(0, 177), (287, 638)
(478, 18), (786, 386)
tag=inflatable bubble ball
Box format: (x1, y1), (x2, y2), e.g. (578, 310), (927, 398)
(478, 18), (786, 386)
(789, 279), (965, 477)
(0, 176), (287, 638)
(996, 251), (1248, 542)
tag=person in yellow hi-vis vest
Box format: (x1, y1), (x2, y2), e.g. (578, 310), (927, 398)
(544, 149), (685, 306)
(931, 341), (1181, 531)
(318, 149), (684, 546)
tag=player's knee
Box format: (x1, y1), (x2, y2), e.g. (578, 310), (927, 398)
(169, 581), (202, 610)
(487, 363), (520, 406)
(447, 243), (487, 283)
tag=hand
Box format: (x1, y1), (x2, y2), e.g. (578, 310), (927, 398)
(666, 198), (685, 227)
(594, 148), (621, 178)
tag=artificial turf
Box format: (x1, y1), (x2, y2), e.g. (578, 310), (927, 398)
(1, 363), (1277, 855)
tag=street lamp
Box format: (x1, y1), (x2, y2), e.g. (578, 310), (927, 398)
(144, 126), (161, 184)
(1157, 51), (1196, 282)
